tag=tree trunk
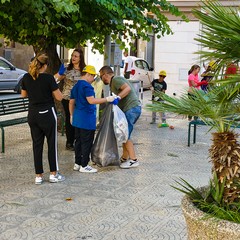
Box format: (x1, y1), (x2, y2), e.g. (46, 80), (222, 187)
(209, 131), (240, 203)
(33, 43), (61, 75)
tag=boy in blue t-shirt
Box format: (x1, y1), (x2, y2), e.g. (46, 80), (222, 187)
(150, 70), (168, 128)
(69, 65), (115, 173)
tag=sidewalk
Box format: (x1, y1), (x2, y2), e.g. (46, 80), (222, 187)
(0, 90), (212, 240)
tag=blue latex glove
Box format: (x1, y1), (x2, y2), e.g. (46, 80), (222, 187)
(110, 97), (120, 105)
(58, 63), (66, 75)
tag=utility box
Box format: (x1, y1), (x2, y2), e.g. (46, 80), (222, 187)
(4, 48), (12, 62)
(110, 43), (122, 66)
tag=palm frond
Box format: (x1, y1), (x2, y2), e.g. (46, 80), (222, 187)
(171, 178), (204, 200)
(146, 82), (240, 133)
(193, 1), (240, 63)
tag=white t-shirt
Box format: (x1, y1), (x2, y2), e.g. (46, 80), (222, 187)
(124, 56), (133, 72)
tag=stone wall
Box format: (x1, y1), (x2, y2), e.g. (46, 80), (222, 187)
(0, 41), (34, 71)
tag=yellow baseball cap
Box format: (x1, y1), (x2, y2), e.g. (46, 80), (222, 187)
(159, 70), (167, 77)
(82, 65), (97, 75)
(208, 60), (217, 70)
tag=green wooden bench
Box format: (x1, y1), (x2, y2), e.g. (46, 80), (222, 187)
(188, 119), (240, 146)
(0, 97), (64, 153)
(187, 120), (207, 147)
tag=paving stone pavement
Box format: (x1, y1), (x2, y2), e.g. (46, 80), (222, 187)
(0, 90), (216, 240)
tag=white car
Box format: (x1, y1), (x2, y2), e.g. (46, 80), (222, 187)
(129, 57), (154, 89)
(0, 57), (27, 93)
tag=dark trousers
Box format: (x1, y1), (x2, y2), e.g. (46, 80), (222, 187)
(124, 71), (131, 79)
(28, 107), (58, 174)
(62, 99), (75, 146)
(75, 128), (95, 167)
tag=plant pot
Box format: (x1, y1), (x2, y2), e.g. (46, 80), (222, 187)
(181, 195), (240, 240)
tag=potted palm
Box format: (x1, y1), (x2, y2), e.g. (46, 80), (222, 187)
(146, 1), (240, 239)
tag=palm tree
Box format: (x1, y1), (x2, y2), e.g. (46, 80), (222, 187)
(146, 1), (240, 204)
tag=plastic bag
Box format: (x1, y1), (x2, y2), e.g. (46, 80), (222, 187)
(91, 104), (119, 167)
(113, 105), (129, 144)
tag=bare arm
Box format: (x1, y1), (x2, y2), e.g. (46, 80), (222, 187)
(52, 89), (63, 101)
(21, 89), (28, 98)
(69, 99), (75, 116)
(189, 80), (198, 87)
(124, 63), (128, 74)
(86, 96), (107, 105)
(54, 73), (65, 82)
(118, 83), (131, 99)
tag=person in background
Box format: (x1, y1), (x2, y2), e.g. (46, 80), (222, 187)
(99, 65), (141, 169)
(200, 60), (216, 92)
(91, 75), (104, 125)
(150, 70), (169, 128)
(69, 65), (116, 173)
(225, 62), (238, 78)
(188, 64), (208, 121)
(54, 48), (86, 151)
(123, 51), (133, 79)
(21, 53), (65, 185)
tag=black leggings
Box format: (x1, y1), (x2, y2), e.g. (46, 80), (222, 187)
(28, 107), (58, 174)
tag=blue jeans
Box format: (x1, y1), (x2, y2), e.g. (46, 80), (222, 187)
(125, 105), (141, 139)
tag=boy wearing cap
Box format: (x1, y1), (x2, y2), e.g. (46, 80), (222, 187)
(69, 65), (116, 173)
(150, 70), (168, 128)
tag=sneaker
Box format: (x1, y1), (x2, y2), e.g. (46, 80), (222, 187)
(150, 121), (156, 124)
(79, 165), (98, 173)
(49, 172), (65, 183)
(35, 176), (43, 185)
(120, 157), (128, 163)
(158, 123), (169, 128)
(120, 159), (139, 169)
(73, 163), (81, 171)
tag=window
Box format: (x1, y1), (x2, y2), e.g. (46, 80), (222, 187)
(135, 60), (144, 69)
(0, 59), (11, 70)
(142, 60), (150, 71)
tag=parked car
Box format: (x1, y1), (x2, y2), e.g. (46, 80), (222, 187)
(0, 57), (27, 93)
(129, 57), (154, 89)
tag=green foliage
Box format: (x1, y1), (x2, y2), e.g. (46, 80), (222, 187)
(146, 81), (240, 133)
(166, 0), (240, 224)
(0, 0), (186, 53)
(145, 2), (240, 134)
(172, 175), (240, 223)
(205, 172), (226, 206)
(193, 1), (240, 69)
(171, 178), (204, 201)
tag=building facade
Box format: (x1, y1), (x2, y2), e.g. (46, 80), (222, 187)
(138, 0), (239, 95)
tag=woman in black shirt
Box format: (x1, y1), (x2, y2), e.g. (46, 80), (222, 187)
(21, 53), (65, 185)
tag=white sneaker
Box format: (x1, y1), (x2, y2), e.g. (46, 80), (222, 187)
(120, 159), (139, 169)
(49, 172), (65, 183)
(73, 163), (81, 171)
(79, 165), (98, 173)
(35, 176), (43, 185)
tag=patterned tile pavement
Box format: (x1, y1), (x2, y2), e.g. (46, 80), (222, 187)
(0, 90), (215, 240)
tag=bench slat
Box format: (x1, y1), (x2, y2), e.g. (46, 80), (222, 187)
(0, 97), (29, 116)
(0, 97), (65, 153)
(0, 117), (28, 127)
(188, 119), (240, 146)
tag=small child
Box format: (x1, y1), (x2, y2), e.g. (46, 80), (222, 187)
(69, 65), (116, 173)
(150, 70), (169, 128)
